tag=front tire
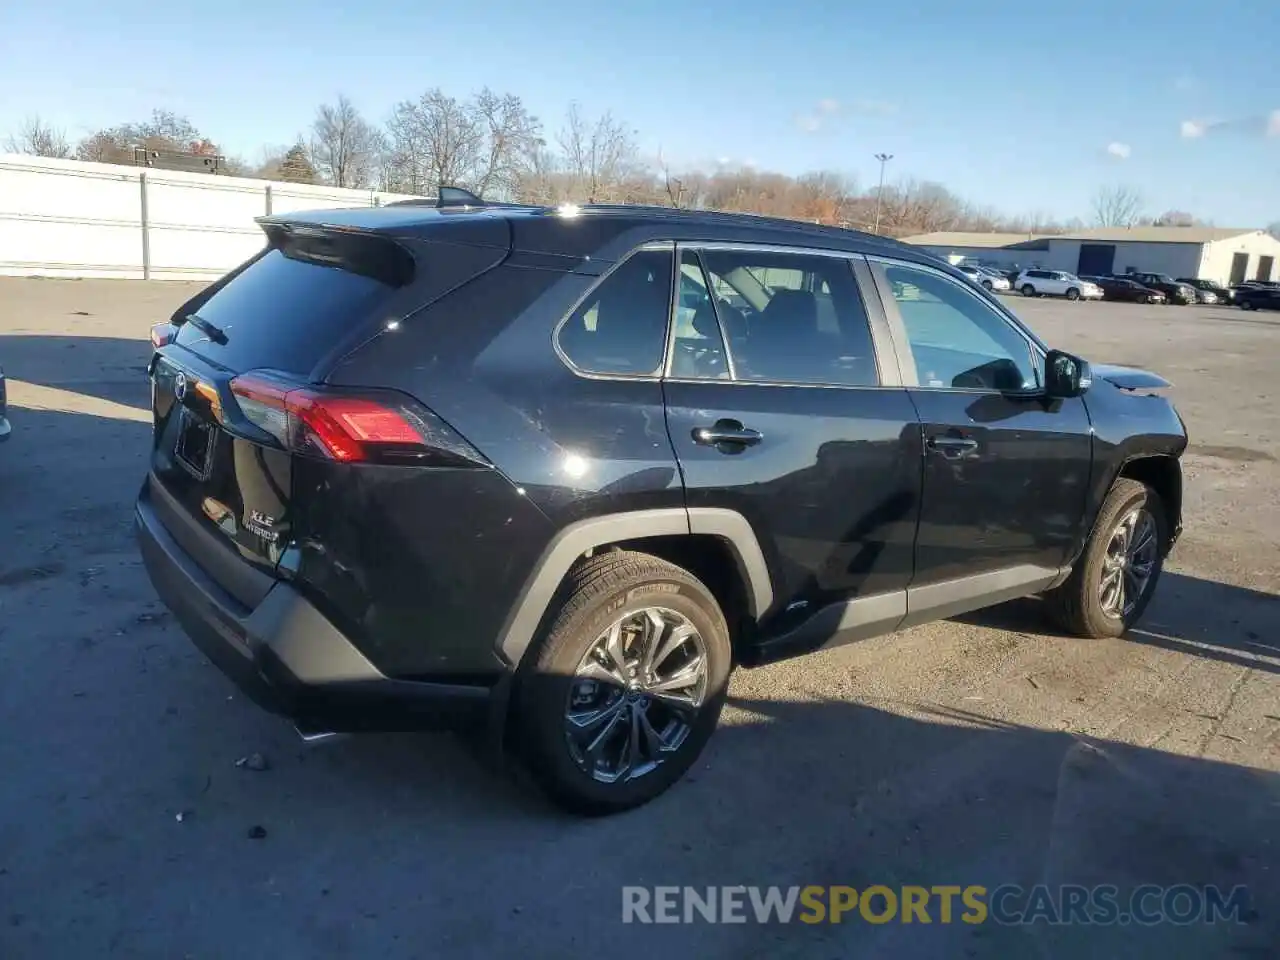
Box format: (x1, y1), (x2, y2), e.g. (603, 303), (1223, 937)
(1066, 287), (1080, 301)
(514, 551), (732, 815)
(1044, 479), (1167, 638)
(1021, 284), (1036, 297)
(982, 279), (994, 291)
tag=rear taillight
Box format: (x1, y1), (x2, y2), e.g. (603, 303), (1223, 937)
(228, 372), (486, 466)
(150, 322), (175, 348)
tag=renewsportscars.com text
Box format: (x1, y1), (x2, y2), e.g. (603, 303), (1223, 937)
(622, 884), (1252, 926)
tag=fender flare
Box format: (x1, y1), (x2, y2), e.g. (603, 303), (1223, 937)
(494, 506), (773, 667)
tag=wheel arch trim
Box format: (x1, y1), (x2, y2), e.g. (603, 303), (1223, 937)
(494, 506), (773, 667)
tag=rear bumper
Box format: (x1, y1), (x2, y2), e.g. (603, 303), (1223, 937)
(136, 486), (504, 735)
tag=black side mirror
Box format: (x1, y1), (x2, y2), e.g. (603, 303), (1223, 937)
(1045, 350), (1091, 399)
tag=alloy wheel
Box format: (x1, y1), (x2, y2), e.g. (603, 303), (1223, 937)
(1099, 507), (1158, 619)
(564, 607), (709, 783)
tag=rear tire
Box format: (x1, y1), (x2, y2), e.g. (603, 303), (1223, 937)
(514, 551), (731, 815)
(1021, 284), (1036, 297)
(1044, 479), (1167, 639)
(1240, 300), (1255, 310)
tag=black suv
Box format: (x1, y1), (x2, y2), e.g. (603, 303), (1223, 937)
(1124, 272), (1197, 304)
(136, 195), (1188, 813)
(1176, 277), (1234, 304)
(1235, 283), (1280, 311)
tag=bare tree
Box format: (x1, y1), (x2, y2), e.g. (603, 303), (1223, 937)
(309, 95), (382, 188)
(657, 148), (688, 208)
(1091, 185), (1144, 227)
(384, 90), (481, 194)
(556, 103), (638, 202)
(75, 110), (218, 164)
(1151, 209), (1197, 227)
(471, 89), (541, 199)
(5, 115), (71, 158)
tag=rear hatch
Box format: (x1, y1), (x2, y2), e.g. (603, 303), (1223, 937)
(146, 217), (507, 606)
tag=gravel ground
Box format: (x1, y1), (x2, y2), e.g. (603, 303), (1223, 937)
(0, 279), (1276, 959)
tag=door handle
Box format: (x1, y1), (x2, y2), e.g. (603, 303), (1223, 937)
(926, 435), (978, 458)
(692, 420), (763, 449)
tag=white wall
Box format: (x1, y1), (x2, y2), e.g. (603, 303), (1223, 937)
(0, 154), (424, 280)
(1198, 231), (1280, 284)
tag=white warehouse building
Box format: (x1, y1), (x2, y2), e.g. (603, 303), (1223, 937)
(903, 227), (1280, 286)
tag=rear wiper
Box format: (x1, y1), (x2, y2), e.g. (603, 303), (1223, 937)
(175, 312), (228, 345)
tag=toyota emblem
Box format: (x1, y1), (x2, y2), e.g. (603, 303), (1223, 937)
(174, 371), (188, 401)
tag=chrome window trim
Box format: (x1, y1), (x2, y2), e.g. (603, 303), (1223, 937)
(552, 241), (676, 383)
(866, 253), (1049, 394)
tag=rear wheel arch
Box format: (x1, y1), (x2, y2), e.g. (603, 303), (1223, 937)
(495, 507), (773, 672)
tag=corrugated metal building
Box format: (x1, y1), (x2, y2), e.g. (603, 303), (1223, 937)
(903, 227), (1280, 285)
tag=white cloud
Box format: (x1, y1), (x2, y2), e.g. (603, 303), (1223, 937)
(795, 113), (823, 133)
(1180, 119), (1206, 138)
(1106, 142), (1131, 159)
(817, 98), (841, 115)
(1268, 110), (1280, 137)
(853, 99), (899, 115)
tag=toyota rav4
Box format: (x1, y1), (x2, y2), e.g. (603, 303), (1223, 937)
(137, 192), (1187, 814)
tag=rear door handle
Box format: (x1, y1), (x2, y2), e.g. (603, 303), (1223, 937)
(926, 435), (978, 458)
(692, 419), (763, 450)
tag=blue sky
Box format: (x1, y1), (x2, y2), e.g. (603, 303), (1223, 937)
(2, 0), (1277, 225)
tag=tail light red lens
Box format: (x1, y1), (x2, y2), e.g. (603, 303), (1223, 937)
(228, 372), (485, 466)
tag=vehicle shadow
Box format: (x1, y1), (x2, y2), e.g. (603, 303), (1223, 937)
(953, 572), (1279, 675)
(0, 333), (151, 408)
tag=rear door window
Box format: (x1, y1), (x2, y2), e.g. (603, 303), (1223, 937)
(681, 247), (879, 387)
(174, 243), (408, 375)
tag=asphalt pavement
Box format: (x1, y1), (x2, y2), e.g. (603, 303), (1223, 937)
(0, 280), (1276, 959)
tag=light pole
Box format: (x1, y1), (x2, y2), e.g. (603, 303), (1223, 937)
(872, 152), (893, 235)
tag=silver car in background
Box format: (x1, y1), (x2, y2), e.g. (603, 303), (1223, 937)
(958, 263), (1011, 292)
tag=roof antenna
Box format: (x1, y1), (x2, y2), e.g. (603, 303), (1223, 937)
(436, 186), (485, 208)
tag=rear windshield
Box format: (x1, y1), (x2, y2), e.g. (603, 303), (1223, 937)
(174, 245), (404, 375)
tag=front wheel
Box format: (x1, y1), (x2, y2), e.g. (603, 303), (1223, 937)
(1044, 479), (1167, 638)
(1066, 287), (1080, 301)
(514, 551), (732, 815)
(982, 279), (994, 291)
(1021, 284), (1036, 297)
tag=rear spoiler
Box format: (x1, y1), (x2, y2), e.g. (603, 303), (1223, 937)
(255, 220), (415, 287)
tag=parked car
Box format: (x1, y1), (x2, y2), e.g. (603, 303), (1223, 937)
(1235, 284), (1280, 311)
(1015, 269), (1104, 300)
(0, 365), (9, 444)
(1124, 273), (1197, 305)
(1082, 275), (1167, 304)
(1176, 278), (1233, 304)
(136, 193), (1188, 814)
(957, 263), (1011, 292)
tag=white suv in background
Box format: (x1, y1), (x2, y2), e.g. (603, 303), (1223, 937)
(1015, 269), (1103, 301)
